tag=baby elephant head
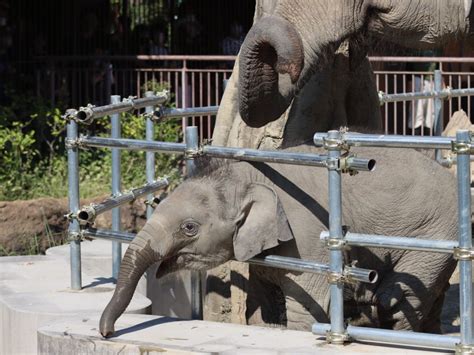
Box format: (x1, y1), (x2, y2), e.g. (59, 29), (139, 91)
(99, 169), (294, 337)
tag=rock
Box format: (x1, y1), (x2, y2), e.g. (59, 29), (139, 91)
(441, 110), (474, 178)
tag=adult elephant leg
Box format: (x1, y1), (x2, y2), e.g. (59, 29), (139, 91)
(345, 56), (382, 131)
(420, 282), (450, 333)
(281, 274), (330, 331)
(375, 251), (457, 331)
(246, 266), (286, 327)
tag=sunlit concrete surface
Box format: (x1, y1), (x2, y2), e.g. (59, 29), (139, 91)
(38, 314), (450, 355)
(0, 249), (151, 355)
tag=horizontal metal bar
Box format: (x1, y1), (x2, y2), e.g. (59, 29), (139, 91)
(438, 155), (474, 168)
(156, 106), (219, 121)
(76, 136), (185, 154)
(312, 323), (459, 350)
(248, 255), (330, 275)
(75, 136), (375, 171)
(77, 179), (168, 224)
(82, 229), (376, 283)
(82, 228), (136, 243)
(72, 93), (169, 123)
(202, 145), (330, 168)
(380, 87), (474, 103)
(344, 156), (376, 172)
(369, 56), (474, 63)
(314, 132), (455, 150)
(320, 231), (458, 254)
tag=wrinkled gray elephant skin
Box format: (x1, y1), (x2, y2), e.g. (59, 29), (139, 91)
(100, 145), (457, 337)
(239, 0), (474, 127)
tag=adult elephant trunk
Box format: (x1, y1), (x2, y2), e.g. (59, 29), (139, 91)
(238, 15), (304, 128)
(99, 223), (170, 337)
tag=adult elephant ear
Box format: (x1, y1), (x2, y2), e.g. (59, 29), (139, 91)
(233, 183), (294, 261)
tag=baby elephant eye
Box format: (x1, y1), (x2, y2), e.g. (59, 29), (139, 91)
(180, 221), (200, 237)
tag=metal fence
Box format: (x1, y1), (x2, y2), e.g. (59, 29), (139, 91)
(36, 55), (474, 138)
(371, 57), (474, 135)
(37, 55), (233, 139)
(64, 87), (474, 352)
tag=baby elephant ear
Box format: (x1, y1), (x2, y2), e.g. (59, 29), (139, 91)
(233, 182), (294, 261)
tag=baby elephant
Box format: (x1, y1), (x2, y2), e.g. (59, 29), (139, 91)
(100, 145), (457, 337)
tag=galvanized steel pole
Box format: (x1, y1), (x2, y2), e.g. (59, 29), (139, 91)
(313, 323), (458, 350)
(76, 136), (373, 172)
(155, 106), (219, 122)
(77, 136), (185, 153)
(77, 179), (169, 224)
(67, 117), (82, 290)
(145, 91), (156, 220)
(314, 132), (454, 150)
(456, 130), (474, 350)
(320, 231), (458, 254)
(379, 87), (474, 103)
(434, 70), (444, 162)
(111, 95), (122, 280)
(75, 93), (168, 123)
(185, 126), (202, 320)
(326, 130), (346, 343)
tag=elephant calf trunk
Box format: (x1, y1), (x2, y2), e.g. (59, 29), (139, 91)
(99, 231), (162, 337)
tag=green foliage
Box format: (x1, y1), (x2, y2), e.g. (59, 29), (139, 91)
(0, 83), (183, 201)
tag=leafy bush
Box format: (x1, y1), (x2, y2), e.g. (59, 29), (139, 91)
(0, 83), (183, 200)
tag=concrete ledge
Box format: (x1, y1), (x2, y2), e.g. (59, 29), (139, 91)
(37, 314), (448, 354)
(0, 253), (151, 355)
(46, 239), (193, 318)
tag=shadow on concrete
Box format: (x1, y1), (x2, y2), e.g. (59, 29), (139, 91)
(113, 317), (187, 338)
(82, 277), (116, 290)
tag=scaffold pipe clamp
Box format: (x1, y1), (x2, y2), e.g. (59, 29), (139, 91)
(325, 330), (350, 345)
(455, 343), (474, 355)
(453, 247), (474, 261)
(452, 140), (472, 154)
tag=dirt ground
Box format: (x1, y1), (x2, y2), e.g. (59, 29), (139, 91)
(0, 196), (148, 255)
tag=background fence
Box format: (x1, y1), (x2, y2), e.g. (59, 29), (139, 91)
(34, 56), (474, 137)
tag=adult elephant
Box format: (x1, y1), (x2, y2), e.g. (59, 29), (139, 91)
(213, 0), (473, 148)
(209, 0), (472, 326)
(100, 145), (457, 336)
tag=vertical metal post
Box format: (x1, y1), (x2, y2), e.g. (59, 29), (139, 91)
(111, 95), (122, 280)
(181, 59), (188, 136)
(456, 130), (474, 350)
(67, 118), (82, 290)
(185, 126), (199, 176)
(145, 91), (155, 220)
(105, 64), (113, 104)
(327, 130), (346, 343)
(185, 126), (202, 319)
(434, 70), (444, 162)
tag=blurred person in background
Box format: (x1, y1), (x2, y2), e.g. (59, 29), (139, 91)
(406, 49), (442, 135)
